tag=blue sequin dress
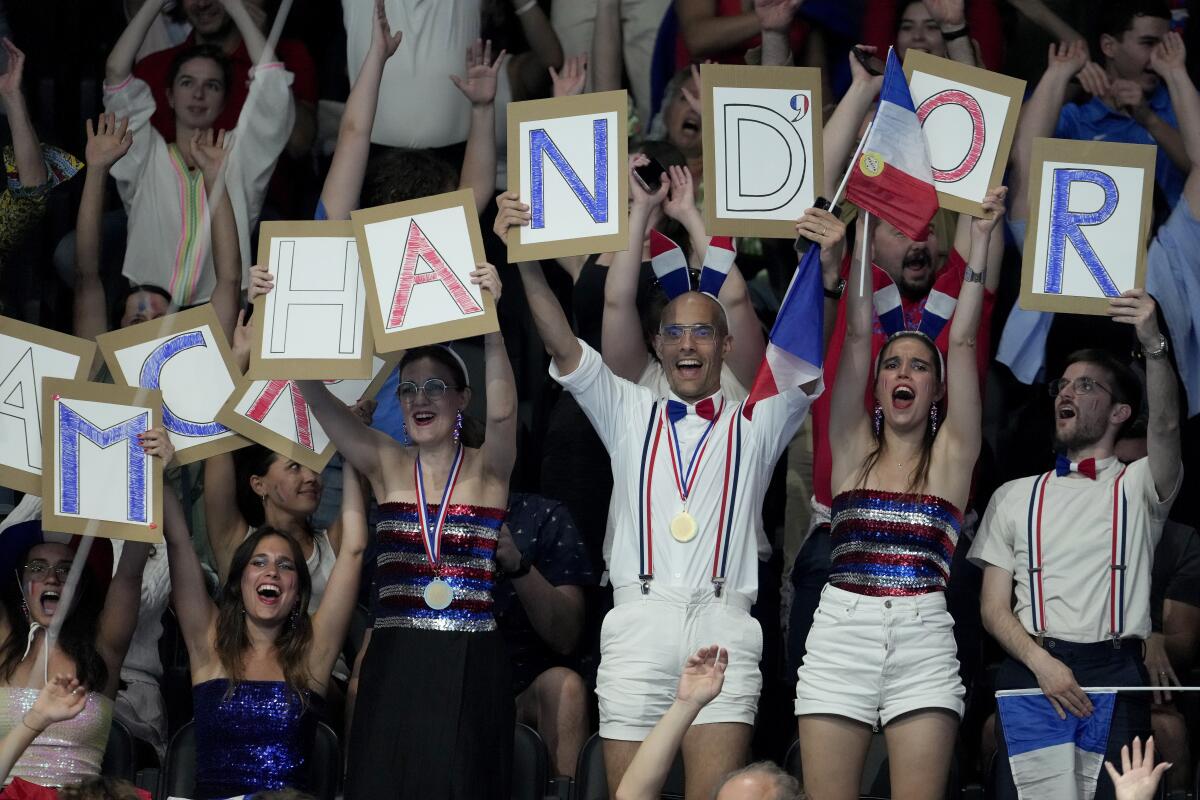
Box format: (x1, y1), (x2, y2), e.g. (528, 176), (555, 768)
(192, 679), (316, 799)
(345, 502), (514, 800)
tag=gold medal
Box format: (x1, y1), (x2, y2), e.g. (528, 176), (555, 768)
(423, 577), (454, 610)
(670, 511), (698, 542)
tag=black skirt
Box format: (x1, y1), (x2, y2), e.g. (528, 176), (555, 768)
(345, 626), (514, 800)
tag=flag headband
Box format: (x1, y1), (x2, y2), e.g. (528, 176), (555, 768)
(650, 230), (736, 311)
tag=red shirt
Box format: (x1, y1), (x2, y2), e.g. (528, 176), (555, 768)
(812, 248), (995, 507)
(861, 0), (1003, 72)
(132, 35), (317, 142)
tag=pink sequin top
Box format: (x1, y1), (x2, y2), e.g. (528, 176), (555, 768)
(0, 688), (112, 787)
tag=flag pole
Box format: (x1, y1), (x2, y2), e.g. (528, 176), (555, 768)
(859, 211), (871, 297)
(830, 119), (874, 211)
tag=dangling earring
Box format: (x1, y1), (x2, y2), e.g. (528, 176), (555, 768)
(289, 603), (300, 629)
(872, 402), (883, 437)
(929, 404), (940, 437)
(19, 596), (29, 624)
(453, 411), (463, 444)
(400, 419), (410, 446)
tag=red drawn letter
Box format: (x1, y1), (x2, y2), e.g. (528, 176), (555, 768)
(389, 219), (483, 329)
(245, 380), (315, 450)
(915, 89), (986, 183)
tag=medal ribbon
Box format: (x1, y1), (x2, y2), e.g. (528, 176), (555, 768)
(414, 444), (465, 571)
(663, 398), (724, 505)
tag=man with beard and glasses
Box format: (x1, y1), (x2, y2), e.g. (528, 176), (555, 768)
(970, 290), (1183, 800)
(785, 199), (1005, 681)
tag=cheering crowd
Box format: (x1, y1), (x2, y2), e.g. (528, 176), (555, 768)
(0, 0), (1198, 798)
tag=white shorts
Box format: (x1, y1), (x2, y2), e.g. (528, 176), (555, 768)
(794, 584), (964, 726)
(597, 585), (763, 740)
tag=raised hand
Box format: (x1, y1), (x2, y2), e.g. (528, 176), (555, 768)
(795, 206), (847, 280)
(661, 165), (699, 224)
(971, 185), (1008, 236)
(25, 674), (87, 732)
(754, 0), (800, 33)
(847, 44), (884, 92)
(1109, 79), (1149, 120)
(680, 62), (704, 116)
(1077, 60), (1111, 98)
(232, 308), (253, 372)
(85, 113), (133, 171)
(190, 128), (229, 186)
(349, 398), (377, 427)
(1150, 30), (1186, 78)
(924, 0), (966, 28)
(1045, 39), (1090, 80)
(470, 262), (503, 300)
(675, 645), (728, 709)
(368, 0), (403, 60)
(0, 38), (25, 100)
(630, 153), (668, 209)
(1107, 288), (1162, 350)
(551, 53), (588, 98)
(138, 426), (176, 464)
(493, 191), (531, 242)
(1105, 737), (1171, 800)
(450, 39), (508, 107)
(248, 263), (275, 301)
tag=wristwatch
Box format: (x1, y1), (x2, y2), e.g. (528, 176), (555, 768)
(824, 277), (846, 300)
(507, 553), (533, 579)
(1143, 333), (1170, 360)
(963, 265), (985, 284)
(941, 24), (970, 41)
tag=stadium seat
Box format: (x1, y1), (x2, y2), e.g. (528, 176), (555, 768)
(513, 722), (550, 800)
(572, 732), (685, 800)
(99, 717), (135, 781)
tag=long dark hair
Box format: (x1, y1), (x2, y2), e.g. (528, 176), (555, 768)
(398, 347), (485, 448)
(235, 445), (283, 529)
(214, 528), (314, 702)
(855, 333), (943, 494)
(0, 560), (108, 691)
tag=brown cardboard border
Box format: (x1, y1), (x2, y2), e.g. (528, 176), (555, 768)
(351, 189), (498, 354)
(903, 50), (1027, 217)
(97, 304), (249, 466)
(215, 356), (398, 473)
(701, 64), (824, 239)
(249, 221), (375, 380)
(40, 378), (164, 543)
(0, 318), (97, 495)
(1019, 138), (1156, 316)
(505, 90), (629, 261)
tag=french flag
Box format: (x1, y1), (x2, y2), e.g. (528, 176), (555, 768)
(845, 50), (938, 242)
(745, 242), (824, 416)
(996, 689), (1117, 799)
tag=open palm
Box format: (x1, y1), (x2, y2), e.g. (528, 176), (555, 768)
(675, 645), (728, 708)
(451, 39), (507, 106)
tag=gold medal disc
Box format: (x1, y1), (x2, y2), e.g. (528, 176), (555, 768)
(423, 577), (454, 610)
(669, 511), (698, 542)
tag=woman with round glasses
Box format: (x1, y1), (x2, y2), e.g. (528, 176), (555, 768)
(794, 188), (1006, 799)
(0, 428), (171, 791)
(298, 263), (516, 799)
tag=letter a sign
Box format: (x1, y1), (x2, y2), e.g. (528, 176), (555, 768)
(1021, 138), (1155, 315)
(352, 189), (498, 353)
(506, 90), (628, 262)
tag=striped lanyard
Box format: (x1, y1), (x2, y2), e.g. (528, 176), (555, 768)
(414, 444), (465, 573)
(1025, 465), (1129, 642)
(636, 401), (743, 595)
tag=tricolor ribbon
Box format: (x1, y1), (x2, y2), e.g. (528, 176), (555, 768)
(414, 444), (465, 571)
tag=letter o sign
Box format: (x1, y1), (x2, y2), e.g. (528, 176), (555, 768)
(916, 89), (985, 183)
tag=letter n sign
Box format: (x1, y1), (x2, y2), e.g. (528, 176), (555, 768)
(506, 90), (629, 262)
(1020, 138), (1155, 315)
(41, 379), (163, 543)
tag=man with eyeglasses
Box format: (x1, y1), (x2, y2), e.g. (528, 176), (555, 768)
(518, 260), (821, 799)
(970, 289), (1183, 800)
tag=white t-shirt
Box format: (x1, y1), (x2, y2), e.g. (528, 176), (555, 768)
(970, 456), (1181, 642)
(553, 341), (817, 599)
(342, 0), (481, 148)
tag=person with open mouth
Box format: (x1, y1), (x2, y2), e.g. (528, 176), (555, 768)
(795, 186), (1006, 799)
(297, 263), (518, 800)
(0, 426), (171, 792)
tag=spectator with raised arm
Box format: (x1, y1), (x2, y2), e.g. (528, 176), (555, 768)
(972, 289), (1183, 800)
(862, 0), (1002, 69)
(103, 0), (294, 306)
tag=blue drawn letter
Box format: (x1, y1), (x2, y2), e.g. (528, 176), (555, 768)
(58, 403), (149, 522)
(140, 332), (227, 438)
(1046, 168), (1121, 297)
(529, 120), (609, 229)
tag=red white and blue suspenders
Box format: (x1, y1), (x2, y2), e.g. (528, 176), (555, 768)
(1025, 466), (1130, 644)
(636, 400), (744, 596)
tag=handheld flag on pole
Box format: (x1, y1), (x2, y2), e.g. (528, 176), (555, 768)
(745, 242), (824, 417)
(845, 50), (938, 242)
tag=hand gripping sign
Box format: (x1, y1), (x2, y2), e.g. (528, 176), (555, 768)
(1021, 138), (1156, 315)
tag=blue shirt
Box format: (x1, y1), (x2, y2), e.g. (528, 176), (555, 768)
(1055, 83), (1184, 208)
